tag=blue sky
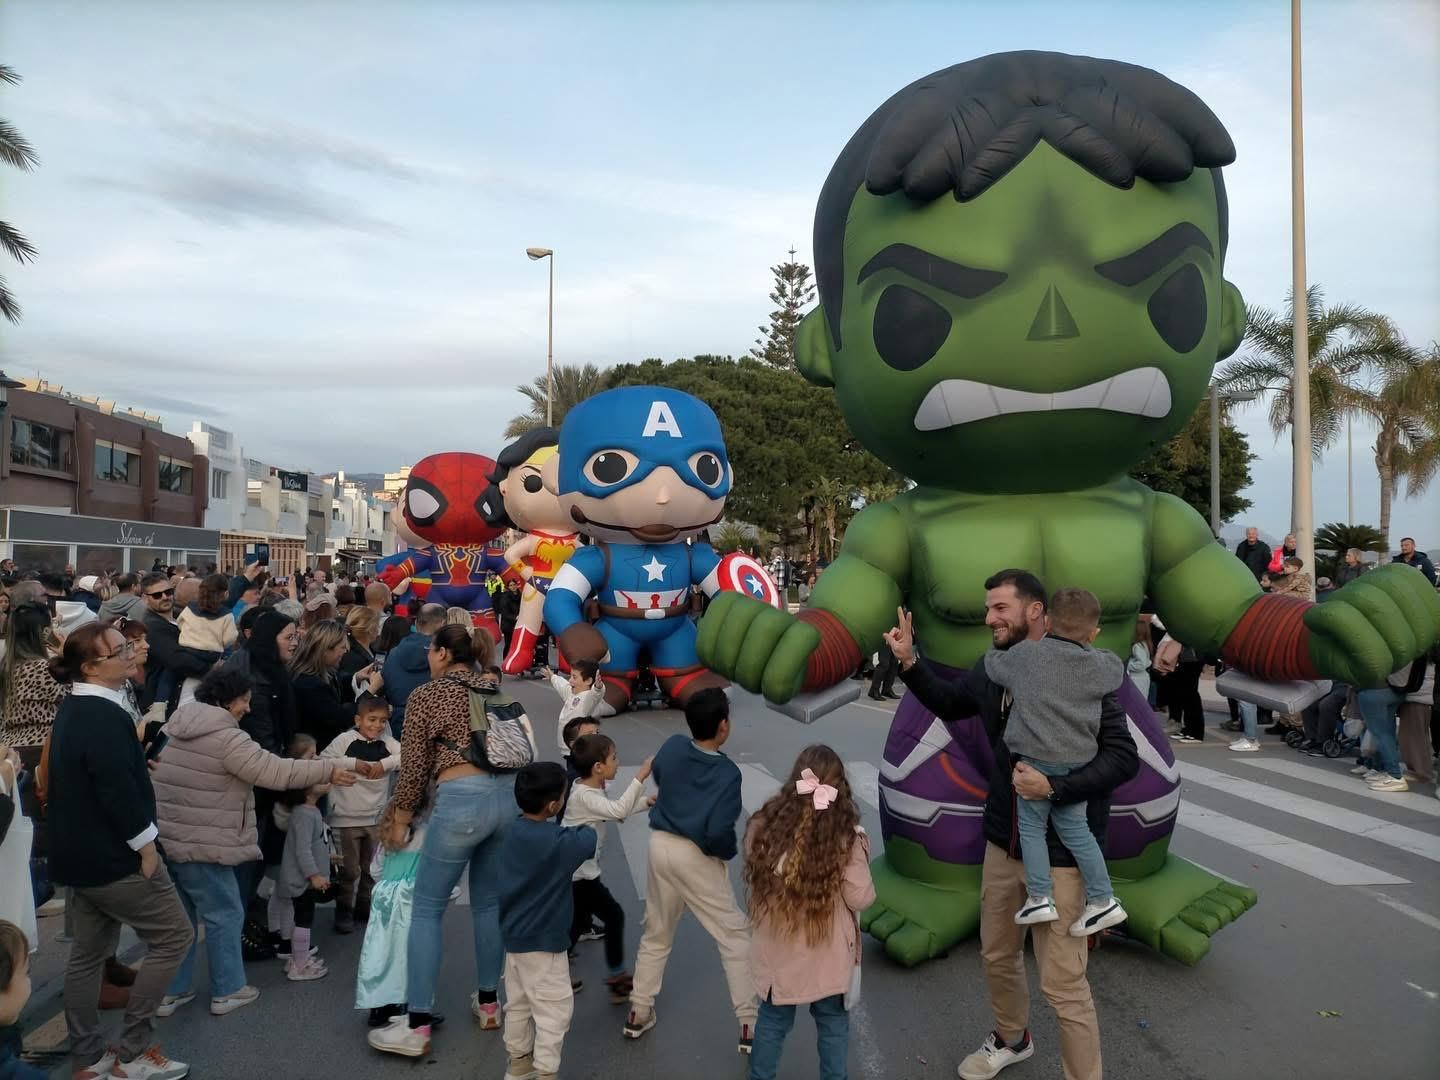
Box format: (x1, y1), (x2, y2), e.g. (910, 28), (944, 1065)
(1, 0), (1436, 544)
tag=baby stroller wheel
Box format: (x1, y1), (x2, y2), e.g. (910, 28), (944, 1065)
(1322, 737), (1344, 758)
(1284, 729), (1305, 747)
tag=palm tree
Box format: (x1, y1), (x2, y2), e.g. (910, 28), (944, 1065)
(710, 522), (754, 555)
(503, 362), (607, 438)
(1214, 286), (1407, 459)
(1357, 342), (1440, 547)
(0, 65), (39, 323)
(810, 477), (855, 562)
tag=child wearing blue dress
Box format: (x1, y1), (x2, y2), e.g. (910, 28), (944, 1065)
(355, 793), (430, 1028)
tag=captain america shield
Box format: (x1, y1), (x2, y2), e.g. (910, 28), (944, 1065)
(715, 553), (784, 609)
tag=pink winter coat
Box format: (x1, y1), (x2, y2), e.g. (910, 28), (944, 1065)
(747, 823), (876, 1006)
(151, 700), (357, 865)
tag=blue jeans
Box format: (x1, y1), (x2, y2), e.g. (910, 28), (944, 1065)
(749, 993), (848, 1080)
(1238, 700), (1259, 740)
(1015, 760), (1112, 903)
(405, 772), (516, 1012)
(1357, 688), (1404, 779)
(166, 861), (247, 999)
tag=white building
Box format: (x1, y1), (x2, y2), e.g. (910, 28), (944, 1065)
(187, 422), (246, 532)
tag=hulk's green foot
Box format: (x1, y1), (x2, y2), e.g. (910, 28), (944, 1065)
(861, 843), (982, 967)
(1112, 852), (1257, 965)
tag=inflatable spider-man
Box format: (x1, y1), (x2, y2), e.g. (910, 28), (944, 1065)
(375, 452), (510, 639)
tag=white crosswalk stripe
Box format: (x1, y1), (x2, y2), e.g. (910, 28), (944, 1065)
(1180, 761), (1440, 864)
(1232, 757), (1440, 818)
(1176, 804), (1410, 886)
(845, 759), (882, 812)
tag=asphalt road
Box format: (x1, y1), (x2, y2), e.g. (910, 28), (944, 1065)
(22, 676), (1440, 1079)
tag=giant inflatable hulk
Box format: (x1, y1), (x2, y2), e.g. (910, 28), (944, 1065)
(699, 51), (1440, 967)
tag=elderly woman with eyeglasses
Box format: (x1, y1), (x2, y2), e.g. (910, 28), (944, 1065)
(46, 623), (193, 1080)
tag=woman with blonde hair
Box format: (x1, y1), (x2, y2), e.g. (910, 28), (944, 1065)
(289, 620), (382, 747)
(339, 606), (381, 703)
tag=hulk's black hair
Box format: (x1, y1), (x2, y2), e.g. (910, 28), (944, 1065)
(815, 51), (1235, 346)
(476, 427), (558, 528)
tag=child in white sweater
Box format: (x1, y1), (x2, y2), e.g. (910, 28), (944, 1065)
(175, 573), (238, 705)
(560, 733), (652, 1001)
(543, 659), (607, 748)
(321, 694), (401, 934)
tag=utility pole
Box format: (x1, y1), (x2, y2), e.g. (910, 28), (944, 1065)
(1290, 0), (1315, 597)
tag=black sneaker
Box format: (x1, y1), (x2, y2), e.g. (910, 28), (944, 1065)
(369, 1005), (405, 1028)
(1220, 720), (1242, 733)
(1296, 739), (1318, 753)
(623, 1008), (656, 1040)
(738, 1022), (753, 1055)
(1265, 723), (1288, 735)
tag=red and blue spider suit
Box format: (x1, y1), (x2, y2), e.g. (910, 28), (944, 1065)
(375, 451), (511, 640)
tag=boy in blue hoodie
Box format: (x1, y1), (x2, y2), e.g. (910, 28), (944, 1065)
(498, 763), (596, 1080)
(623, 688), (757, 1054)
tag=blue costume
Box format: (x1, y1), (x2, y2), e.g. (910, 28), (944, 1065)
(544, 387), (732, 707)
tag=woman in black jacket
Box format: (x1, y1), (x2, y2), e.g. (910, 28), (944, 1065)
(289, 620), (383, 749)
(337, 606), (381, 704)
(47, 623), (192, 1080)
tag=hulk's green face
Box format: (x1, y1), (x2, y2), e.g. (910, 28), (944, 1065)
(797, 143), (1245, 492)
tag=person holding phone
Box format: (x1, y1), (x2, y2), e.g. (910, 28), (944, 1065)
(46, 624), (193, 1080)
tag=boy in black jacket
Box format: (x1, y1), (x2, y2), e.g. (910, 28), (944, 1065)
(497, 763), (596, 1080)
(623, 688), (757, 1053)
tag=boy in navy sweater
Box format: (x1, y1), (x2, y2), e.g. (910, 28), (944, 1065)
(623, 688), (757, 1054)
(498, 763), (596, 1080)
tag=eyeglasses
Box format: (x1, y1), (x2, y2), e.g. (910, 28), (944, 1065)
(95, 643), (138, 660)
(146, 588), (175, 598)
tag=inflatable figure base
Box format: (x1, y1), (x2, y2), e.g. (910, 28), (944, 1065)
(862, 837), (1257, 968)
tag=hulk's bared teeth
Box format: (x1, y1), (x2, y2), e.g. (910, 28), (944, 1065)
(913, 366), (1171, 431)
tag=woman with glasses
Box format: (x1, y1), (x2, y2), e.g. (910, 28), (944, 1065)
(47, 623), (192, 1080)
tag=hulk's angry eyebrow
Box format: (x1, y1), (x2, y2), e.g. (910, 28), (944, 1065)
(1095, 223), (1214, 287)
(859, 244), (1008, 299)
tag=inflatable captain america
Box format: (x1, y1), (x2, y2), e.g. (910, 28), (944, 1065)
(542, 386), (734, 714)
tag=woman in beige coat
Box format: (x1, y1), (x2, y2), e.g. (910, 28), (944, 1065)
(743, 745), (876, 1080)
(150, 665), (368, 1018)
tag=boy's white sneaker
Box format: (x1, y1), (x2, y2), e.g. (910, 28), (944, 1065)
(957, 1030), (1035, 1079)
(1368, 775), (1409, 793)
(209, 985), (259, 1015)
(368, 1017), (431, 1058)
(154, 992), (194, 1018)
(1228, 738), (1260, 752)
(72, 1050), (118, 1080)
(503, 1055), (538, 1080)
(1070, 898), (1128, 937)
(110, 1046), (189, 1079)
(1013, 895), (1058, 925)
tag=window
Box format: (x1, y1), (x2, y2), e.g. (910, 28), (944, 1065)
(212, 469), (229, 500)
(76, 544), (123, 576)
(128, 547), (169, 573)
(10, 419), (74, 472)
(10, 542), (69, 575)
(159, 456), (193, 494)
(93, 440), (142, 485)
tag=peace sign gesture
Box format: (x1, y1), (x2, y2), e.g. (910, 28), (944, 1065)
(883, 607), (915, 668)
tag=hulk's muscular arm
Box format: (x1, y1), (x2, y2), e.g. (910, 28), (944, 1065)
(801, 501), (911, 685)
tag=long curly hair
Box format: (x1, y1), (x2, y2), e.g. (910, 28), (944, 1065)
(743, 745), (860, 946)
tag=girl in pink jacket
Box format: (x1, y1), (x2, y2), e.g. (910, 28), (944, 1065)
(743, 745), (876, 1080)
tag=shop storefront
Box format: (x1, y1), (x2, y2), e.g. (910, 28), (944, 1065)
(1, 508), (220, 575)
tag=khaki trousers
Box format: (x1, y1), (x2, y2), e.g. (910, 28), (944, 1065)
(629, 830), (756, 1024)
(502, 951), (573, 1074)
(980, 842), (1102, 1080)
(333, 825), (379, 914)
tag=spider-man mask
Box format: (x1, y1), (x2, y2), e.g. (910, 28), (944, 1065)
(401, 452), (506, 546)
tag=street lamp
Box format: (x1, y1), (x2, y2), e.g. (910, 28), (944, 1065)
(1210, 385), (1258, 537)
(1289, 0), (1315, 594)
(526, 247), (555, 427)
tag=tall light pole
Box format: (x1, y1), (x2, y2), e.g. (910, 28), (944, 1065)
(1290, 0), (1315, 596)
(1210, 385), (1258, 537)
(526, 247), (555, 427)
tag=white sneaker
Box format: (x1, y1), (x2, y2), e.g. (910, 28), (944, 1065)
(1349, 764), (1370, 775)
(504, 1055), (539, 1080)
(1361, 769), (1384, 782)
(1013, 896), (1058, 925)
(209, 985), (259, 1015)
(1228, 738), (1260, 752)
(368, 1016), (432, 1058)
(1070, 898), (1128, 937)
(1368, 775), (1409, 793)
(73, 1050), (118, 1079)
(154, 992), (194, 1018)
(110, 1046), (189, 1079)
(957, 1030), (1035, 1080)
(285, 957), (328, 982)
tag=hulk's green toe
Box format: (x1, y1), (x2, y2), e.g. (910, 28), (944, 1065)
(861, 850), (982, 967)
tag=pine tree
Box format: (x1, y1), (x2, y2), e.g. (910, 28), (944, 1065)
(750, 248), (816, 369)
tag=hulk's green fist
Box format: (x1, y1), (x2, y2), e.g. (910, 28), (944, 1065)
(1307, 565), (1440, 687)
(697, 592), (821, 703)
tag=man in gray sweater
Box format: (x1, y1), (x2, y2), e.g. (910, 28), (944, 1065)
(984, 587), (1129, 938)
